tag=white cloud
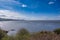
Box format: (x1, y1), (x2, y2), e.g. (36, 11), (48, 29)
(0, 0), (20, 4)
(0, 0), (27, 10)
(0, 10), (28, 19)
(0, 10), (60, 20)
(48, 1), (55, 5)
(0, 0), (20, 10)
(25, 14), (60, 20)
(21, 4), (27, 7)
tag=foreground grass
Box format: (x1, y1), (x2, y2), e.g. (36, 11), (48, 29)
(0, 28), (60, 40)
(30, 31), (60, 40)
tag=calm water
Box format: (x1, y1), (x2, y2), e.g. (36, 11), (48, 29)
(0, 21), (60, 35)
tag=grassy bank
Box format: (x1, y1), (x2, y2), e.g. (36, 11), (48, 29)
(0, 28), (60, 40)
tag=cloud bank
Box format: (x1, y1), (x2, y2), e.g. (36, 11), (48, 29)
(0, 10), (27, 19)
(0, 10), (60, 20)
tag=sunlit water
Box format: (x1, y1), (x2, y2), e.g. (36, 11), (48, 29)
(0, 21), (60, 35)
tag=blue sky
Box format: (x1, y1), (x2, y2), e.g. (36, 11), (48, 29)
(0, 0), (60, 20)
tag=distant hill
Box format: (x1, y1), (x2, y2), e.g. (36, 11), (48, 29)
(0, 18), (21, 21)
(0, 18), (60, 22)
(25, 19), (60, 23)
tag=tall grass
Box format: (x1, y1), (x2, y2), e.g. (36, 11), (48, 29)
(0, 28), (60, 40)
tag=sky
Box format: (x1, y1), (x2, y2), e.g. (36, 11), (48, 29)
(0, 0), (60, 20)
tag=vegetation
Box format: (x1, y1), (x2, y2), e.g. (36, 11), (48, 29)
(54, 28), (60, 34)
(0, 29), (8, 40)
(0, 28), (60, 40)
(16, 28), (30, 40)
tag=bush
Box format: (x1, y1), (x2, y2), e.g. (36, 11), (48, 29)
(16, 28), (30, 40)
(0, 29), (8, 40)
(53, 28), (60, 34)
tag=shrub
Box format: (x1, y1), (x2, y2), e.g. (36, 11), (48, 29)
(0, 29), (8, 40)
(53, 28), (60, 34)
(16, 28), (30, 40)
